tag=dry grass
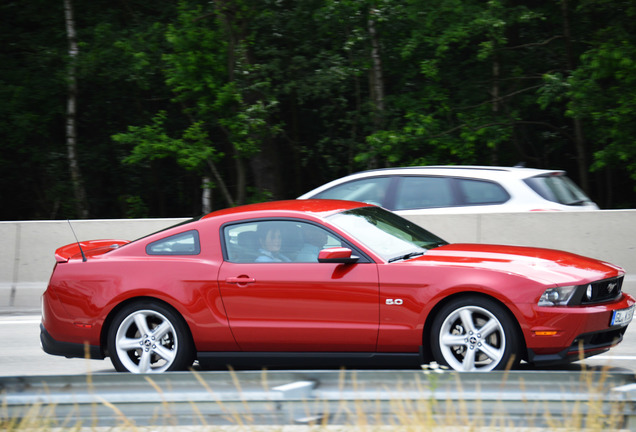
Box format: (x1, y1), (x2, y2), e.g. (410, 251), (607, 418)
(0, 363), (631, 432)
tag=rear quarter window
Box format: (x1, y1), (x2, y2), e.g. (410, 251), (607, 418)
(146, 230), (201, 255)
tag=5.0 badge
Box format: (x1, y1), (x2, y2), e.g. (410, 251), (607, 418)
(385, 299), (403, 305)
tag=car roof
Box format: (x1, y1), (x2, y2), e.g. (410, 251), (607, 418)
(297, 165), (567, 200)
(343, 165), (565, 180)
(202, 199), (372, 220)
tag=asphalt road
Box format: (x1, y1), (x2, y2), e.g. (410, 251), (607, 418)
(2, 313), (635, 376)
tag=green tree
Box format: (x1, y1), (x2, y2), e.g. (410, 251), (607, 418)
(3, 0), (636, 219)
(0, 1), (69, 219)
(564, 0), (636, 206)
(364, 0), (559, 168)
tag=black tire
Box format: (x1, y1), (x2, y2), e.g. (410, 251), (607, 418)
(107, 300), (194, 373)
(430, 296), (520, 372)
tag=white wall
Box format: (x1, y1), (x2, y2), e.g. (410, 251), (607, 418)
(405, 210), (636, 273)
(0, 218), (187, 308)
(1, 211), (634, 309)
(404, 210), (636, 296)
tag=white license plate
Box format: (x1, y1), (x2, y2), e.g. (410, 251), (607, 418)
(611, 305), (635, 326)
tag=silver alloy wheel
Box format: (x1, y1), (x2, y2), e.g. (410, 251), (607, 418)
(115, 309), (178, 373)
(438, 305), (506, 372)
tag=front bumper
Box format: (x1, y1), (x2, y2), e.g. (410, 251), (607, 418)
(527, 325), (628, 365)
(40, 324), (104, 360)
(523, 291), (634, 365)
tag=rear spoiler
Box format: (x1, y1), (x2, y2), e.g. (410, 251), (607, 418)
(54, 239), (130, 263)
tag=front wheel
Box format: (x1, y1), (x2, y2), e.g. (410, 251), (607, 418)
(107, 301), (194, 373)
(430, 296), (520, 372)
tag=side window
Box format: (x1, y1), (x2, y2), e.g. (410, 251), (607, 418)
(457, 178), (510, 205)
(313, 177), (391, 206)
(146, 230), (200, 255)
(394, 176), (455, 210)
(224, 220), (343, 263)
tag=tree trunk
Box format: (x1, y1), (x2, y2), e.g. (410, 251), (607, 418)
(561, 0), (589, 192)
(368, 10), (385, 118)
(216, 0), (263, 203)
(250, 141), (283, 199)
(63, 0), (89, 218)
(206, 159), (235, 207)
(367, 7), (385, 168)
(490, 53), (500, 165)
(201, 176), (212, 214)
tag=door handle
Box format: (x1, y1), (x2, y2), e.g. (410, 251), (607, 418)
(225, 276), (255, 285)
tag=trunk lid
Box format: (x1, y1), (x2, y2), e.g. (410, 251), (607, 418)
(54, 239), (130, 263)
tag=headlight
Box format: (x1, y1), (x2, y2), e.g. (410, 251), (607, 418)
(538, 286), (578, 306)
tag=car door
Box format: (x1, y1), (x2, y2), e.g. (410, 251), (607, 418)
(218, 219), (380, 352)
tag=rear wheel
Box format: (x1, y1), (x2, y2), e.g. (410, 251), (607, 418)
(107, 301), (194, 373)
(430, 296), (520, 372)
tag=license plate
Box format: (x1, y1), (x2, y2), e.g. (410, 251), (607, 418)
(611, 305), (635, 326)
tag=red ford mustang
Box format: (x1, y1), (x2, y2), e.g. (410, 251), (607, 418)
(41, 200), (634, 373)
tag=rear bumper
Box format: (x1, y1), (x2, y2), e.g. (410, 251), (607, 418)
(40, 324), (104, 360)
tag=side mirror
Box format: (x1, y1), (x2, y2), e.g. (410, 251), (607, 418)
(318, 247), (359, 264)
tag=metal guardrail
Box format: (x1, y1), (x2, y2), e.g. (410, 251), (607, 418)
(2, 369), (636, 430)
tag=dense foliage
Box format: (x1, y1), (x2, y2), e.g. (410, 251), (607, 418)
(2, 0), (635, 219)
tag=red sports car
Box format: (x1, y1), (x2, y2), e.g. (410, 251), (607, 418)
(41, 200), (634, 373)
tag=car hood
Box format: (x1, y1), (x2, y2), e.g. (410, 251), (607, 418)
(55, 239), (130, 263)
(421, 243), (623, 285)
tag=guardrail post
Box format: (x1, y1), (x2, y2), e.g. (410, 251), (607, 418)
(611, 383), (636, 431)
(271, 380), (316, 399)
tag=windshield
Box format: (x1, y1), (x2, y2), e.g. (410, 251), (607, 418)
(327, 206), (447, 262)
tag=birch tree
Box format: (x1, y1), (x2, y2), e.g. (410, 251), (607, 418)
(63, 0), (89, 218)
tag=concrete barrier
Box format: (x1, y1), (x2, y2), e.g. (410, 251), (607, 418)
(404, 209), (636, 296)
(1, 210), (634, 311)
(0, 218), (187, 310)
(405, 210), (636, 272)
